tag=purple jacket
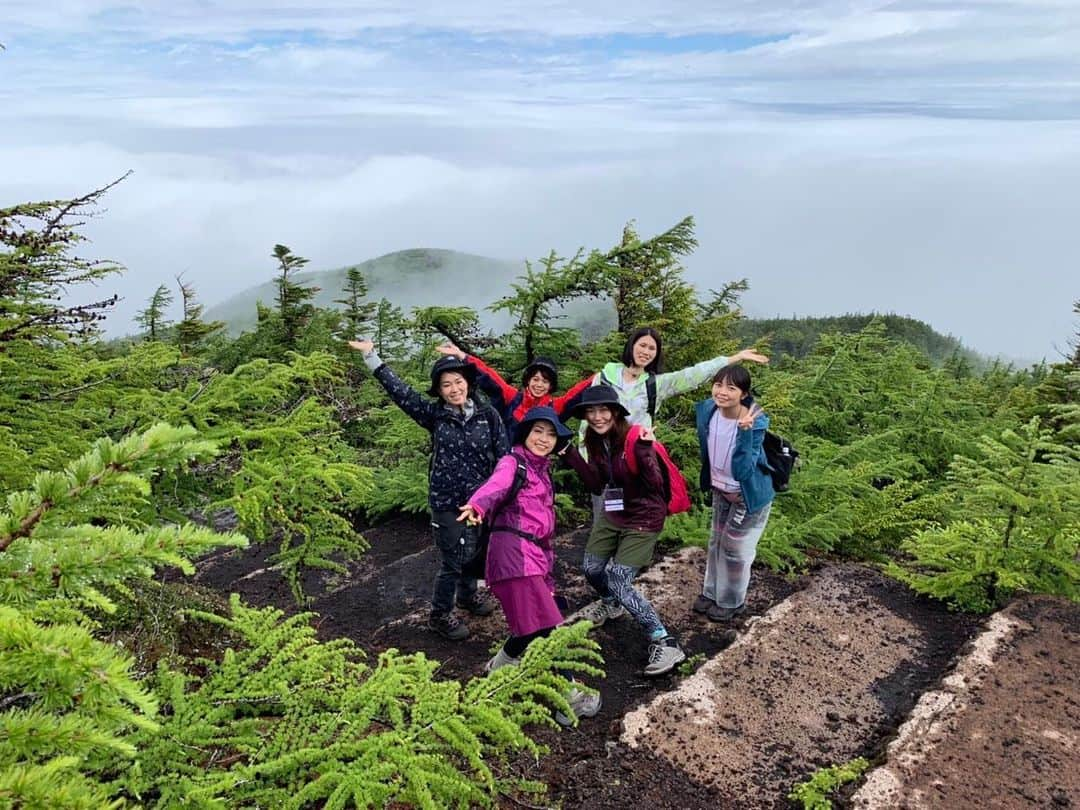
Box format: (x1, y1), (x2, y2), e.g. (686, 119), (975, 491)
(468, 447), (557, 587)
(565, 434), (667, 533)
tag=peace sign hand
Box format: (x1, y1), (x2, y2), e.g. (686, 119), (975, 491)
(738, 403), (763, 430)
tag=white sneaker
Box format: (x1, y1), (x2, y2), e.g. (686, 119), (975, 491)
(576, 599), (627, 627)
(554, 686), (602, 727)
(643, 637), (686, 677)
(485, 647), (522, 673)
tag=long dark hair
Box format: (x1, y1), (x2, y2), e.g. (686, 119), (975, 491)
(583, 408), (631, 469)
(621, 327), (663, 374)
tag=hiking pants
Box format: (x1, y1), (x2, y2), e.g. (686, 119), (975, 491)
(702, 490), (772, 609)
(430, 510), (480, 616)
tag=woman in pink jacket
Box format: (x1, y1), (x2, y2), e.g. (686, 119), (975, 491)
(458, 406), (601, 725)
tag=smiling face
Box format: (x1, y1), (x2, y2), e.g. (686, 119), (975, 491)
(526, 370), (552, 398)
(631, 335), (658, 370)
(584, 404), (615, 434)
(437, 371), (469, 406)
(712, 378), (744, 412)
(524, 420), (558, 456)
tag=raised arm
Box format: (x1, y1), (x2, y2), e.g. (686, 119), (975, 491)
(437, 342), (517, 405)
(632, 427), (665, 491)
(348, 340), (437, 430)
(552, 373), (596, 416)
(654, 348), (769, 403)
(730, 410), (769, 482)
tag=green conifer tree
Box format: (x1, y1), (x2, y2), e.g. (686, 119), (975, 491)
(134, 283), (175, 341)
(888, 416), (1080, 611)
(607, 216), (698, 335)
(372, 297), (408, 360)
(174, 275), (224, 356)
(0, 424), (246, 807)
(273, 244), (318, 350)
(334, 266), (377, 340)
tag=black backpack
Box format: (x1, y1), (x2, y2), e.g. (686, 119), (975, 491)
(762, 431), (799, 493)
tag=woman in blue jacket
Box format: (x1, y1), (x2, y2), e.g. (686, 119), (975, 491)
(692, 364), (775, 623)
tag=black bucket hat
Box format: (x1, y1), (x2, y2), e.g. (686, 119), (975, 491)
(521, 356), (558, 391)
(568, 385), (630, 420)
(428, 356), (477, 397)
(513, 406), (574, 453)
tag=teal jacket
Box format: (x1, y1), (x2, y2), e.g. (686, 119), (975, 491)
(695, 398), (775, 513)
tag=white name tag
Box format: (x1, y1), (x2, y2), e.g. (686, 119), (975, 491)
(602, 486), (624, 512)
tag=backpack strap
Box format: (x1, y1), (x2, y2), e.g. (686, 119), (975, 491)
(506, 389), (525, 420)
(507, 453), (529, 504)
(623, 425), (642, 474)
(492, 451), (548, 543)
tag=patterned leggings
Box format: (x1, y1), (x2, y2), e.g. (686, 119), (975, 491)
(703, 490), (772, 609)
(582, 552), (665, 637)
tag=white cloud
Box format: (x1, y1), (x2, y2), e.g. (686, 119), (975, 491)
(0, 1), (1077, 359)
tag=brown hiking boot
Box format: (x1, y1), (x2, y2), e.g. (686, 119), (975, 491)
(692, 594), (715, 614)
(456, 592), (496, 617)
(429, 613), (469, 640)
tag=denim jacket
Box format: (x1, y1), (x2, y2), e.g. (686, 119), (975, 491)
(694, 398), (775, 513)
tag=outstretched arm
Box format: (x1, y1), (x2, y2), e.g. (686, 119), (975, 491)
(464, 454), (519, 521)
(348, 339), (437, 429)
(654, 348), (769, 403)
(552, 373), (596, 416)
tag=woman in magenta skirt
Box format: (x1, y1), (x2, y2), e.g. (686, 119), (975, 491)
(459, 405), (601, 725)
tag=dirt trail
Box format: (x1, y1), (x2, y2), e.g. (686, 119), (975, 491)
(621, 564), (977, 808)
(190, 515), (1076, 809)
(853, 595), (1079, 810)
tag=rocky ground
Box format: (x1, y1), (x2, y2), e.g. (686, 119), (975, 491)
(191, 513), (1079, 809)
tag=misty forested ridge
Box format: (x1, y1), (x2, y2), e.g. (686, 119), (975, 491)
(1, 183), (1077, 808)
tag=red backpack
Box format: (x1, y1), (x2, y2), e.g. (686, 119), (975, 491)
(624, 425), (692, 516)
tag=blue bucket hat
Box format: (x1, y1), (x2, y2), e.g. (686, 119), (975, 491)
(513, 406), (573, 453)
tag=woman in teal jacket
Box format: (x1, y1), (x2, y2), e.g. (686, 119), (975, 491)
(692, 364), (775, 623)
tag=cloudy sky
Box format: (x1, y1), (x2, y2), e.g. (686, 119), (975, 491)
(2, 1), (1078, 361)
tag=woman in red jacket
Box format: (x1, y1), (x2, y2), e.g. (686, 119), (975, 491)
(435, 343), (593, 440)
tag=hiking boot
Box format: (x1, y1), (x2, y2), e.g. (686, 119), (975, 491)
(692, 594), (715, 614)
(429, 613), (469, 641)
(554, 686), (603, 727)
(644, 636), (686, 677)
(485, 647), (521, 673)
(706, 603), (746, 623)
(577, 599), (627, 627)
(456, 592), (496, 617)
